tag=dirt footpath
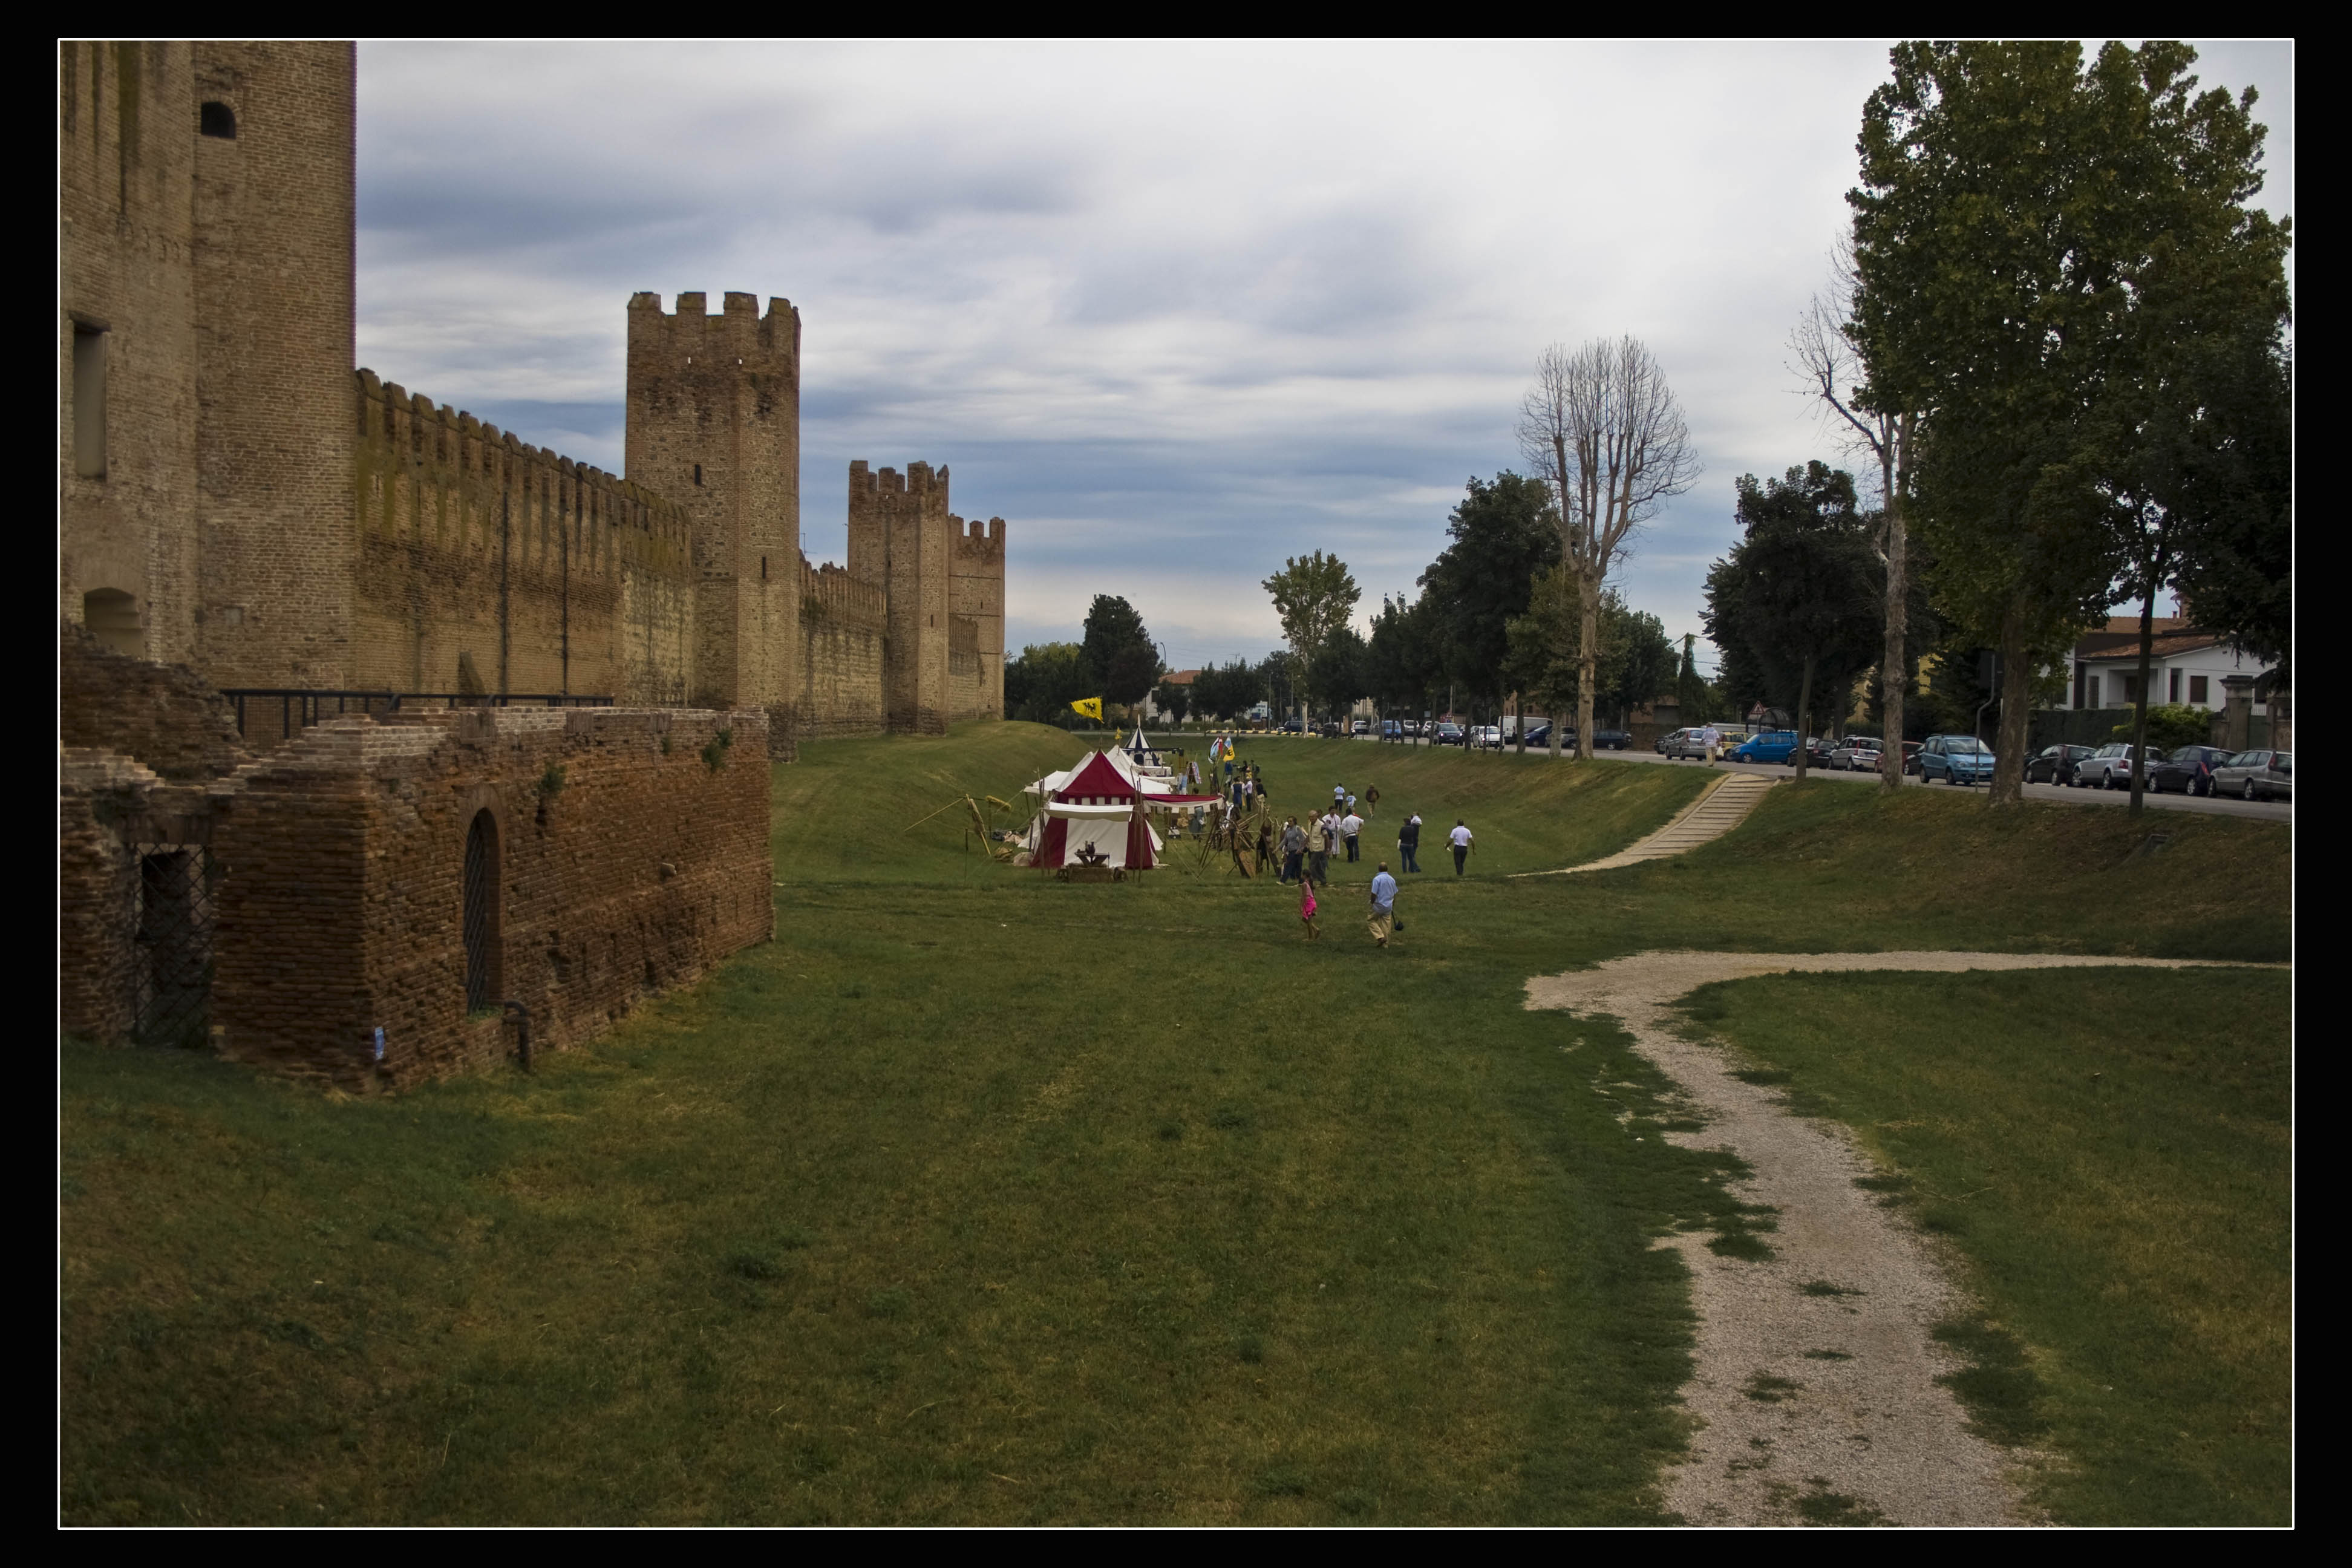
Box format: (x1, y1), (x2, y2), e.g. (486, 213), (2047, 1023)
(1524, 950), (2273, 1527)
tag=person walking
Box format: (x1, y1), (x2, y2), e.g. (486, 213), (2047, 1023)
(1368, 861), (1397, 947)
(1299, 874), (1322, 940)
(1399, 811), (1422, 873)
(1341, 808), (1364, 862)
(1280, 816), (1305, 884)
(1364, 785), (1380, 817)
(1308, 814), (1332, 887)
(1701, 723), (1722, 765)
(1449, 819), (1474, 876)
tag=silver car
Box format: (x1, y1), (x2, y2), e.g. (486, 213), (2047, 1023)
(2073, 742), (2161, 790)
(1660, 728), (1715, 760)
(2212, 749), (2293, 802)
(1829, 737), (1884, 771)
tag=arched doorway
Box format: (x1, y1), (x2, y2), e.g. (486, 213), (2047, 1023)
(463, 809), (501, 1012)
(83, 587), (143, 658)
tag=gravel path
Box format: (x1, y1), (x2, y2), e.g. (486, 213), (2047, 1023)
(1523, 950), (2276, 1527)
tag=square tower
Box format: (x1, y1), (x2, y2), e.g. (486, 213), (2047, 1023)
(625, 290), (801, 751)
(846, 461), (952, 735)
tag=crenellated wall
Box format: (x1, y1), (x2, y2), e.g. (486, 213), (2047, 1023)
(799, 557), (887, 737)
(353, 371), (697, 704)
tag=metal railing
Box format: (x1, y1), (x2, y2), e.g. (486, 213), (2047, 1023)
(221, 688), (615, 742)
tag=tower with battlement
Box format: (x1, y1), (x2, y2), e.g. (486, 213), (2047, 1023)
(625, 290), (801, 749)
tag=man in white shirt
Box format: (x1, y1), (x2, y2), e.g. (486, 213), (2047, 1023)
(1448, 820), (1473, 876)
(1341, 809), (1364, 861)
(1700, 724), (1722, 763)
(1368, 862), (1398, 947)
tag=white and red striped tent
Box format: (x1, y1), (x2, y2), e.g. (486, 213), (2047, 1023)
(1022, 748), (1222, 871)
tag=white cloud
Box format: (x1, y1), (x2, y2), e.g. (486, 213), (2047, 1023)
(357, 39), (2293, 667)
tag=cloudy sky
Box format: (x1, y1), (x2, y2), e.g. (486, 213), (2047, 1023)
(355, 40), (2292, 675)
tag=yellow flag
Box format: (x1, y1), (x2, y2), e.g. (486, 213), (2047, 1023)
(1071, 697), (1103, 721)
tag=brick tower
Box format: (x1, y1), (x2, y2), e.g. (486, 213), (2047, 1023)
(624, 290), (801, 752)
(847, 461), (953, 735)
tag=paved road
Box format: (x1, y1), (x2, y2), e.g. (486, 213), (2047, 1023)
(1330, 733), (2293, 822)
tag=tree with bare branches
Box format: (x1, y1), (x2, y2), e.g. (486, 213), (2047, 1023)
(1517, 338), (1700, 760)
(1791, 244), (1919, 791)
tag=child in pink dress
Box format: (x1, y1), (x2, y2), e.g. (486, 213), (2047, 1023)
(1299, 878), (1321, 940)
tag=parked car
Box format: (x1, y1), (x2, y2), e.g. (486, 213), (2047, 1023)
(1432, 722), (1466, 746)
(1350, 718), (1370, 736)
(1593, 730), (1632, 750)
(1660, 728), (1714, 760)
(2145, 744), (2230, 795)
(1829, 736), (1884, 771)
(1730, 730), (1800, 764)
(1471, 725), (1504, 750)
(1802, 736), (1838, 769)
(2212, 749), (2292, 802)
(2073, 742), (2162, 791)
(1519, 722), (1552, 748)
(2024, 743), (2096, 785)
(1918, 734), (1996, 785)
(1898, 740), (1923, 775)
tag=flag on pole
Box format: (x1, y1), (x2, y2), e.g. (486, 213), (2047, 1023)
(1071, 697), (1103, 722)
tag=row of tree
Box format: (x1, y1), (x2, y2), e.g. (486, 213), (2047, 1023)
(1791, 39), (2292, 809)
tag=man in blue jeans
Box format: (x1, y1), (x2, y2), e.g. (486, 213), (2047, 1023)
(1279, 816), (1306, 884)
(1449, 819), (1473, 875)
(1397, 812), (1422, 873)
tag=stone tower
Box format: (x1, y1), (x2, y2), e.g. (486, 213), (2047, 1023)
(59, 41), (356, 687)
(847, 461), (953, 735)
(624, 291), (801, 751)
(950, 515), (1007, 721)
(190, 42), (358, 688)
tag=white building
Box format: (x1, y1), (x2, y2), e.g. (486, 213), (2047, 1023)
(2064, 617), (2274, 711)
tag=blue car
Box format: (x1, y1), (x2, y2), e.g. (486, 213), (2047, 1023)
(1731, 730), (1801, 763)
(1918, 734), (1996, 785)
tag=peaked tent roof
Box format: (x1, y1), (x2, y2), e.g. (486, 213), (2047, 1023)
(1055, 750), (1137, 801)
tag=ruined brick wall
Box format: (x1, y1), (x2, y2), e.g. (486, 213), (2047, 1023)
(189, 42), (358, 690)
(798, 558), (887, 737)
(59, 619), (253, 781)
(60, 42), (201, 667)
(949, 515), (1007, 723)
(626, 293), (800, 753)
(206, 707), (772, 1087)
(847, 461), (952, 735)
(353, 372), (696, 703)
(58, 751), (159, 1043)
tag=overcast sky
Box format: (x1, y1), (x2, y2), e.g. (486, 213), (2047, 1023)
(356, 40), (2292, 675)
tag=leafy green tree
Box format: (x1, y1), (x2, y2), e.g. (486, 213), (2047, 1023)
(1189, 660), (1264, 721)
(1419, 473), (1560, 749)
(1081, 595), (1160, 710)
(1703, 463), (1881, 779)
(1261, 552), (1359, 725)
(1152, 678), (1192, 725)
(1002, 641), (1092, 724)
(1850, 40), (2287, 805)
(1308, 625), (1371, 723)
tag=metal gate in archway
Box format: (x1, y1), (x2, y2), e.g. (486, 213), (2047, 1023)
(133, 844), (217, 1048)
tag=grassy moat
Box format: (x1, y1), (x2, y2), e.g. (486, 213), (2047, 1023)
(60, 722), (2290, 1524)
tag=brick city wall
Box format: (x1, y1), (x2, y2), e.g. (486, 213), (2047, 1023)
(798, 557), (887, 737)
(207, 706), (772, 1086)
(353, 371), (697, 704)
(60, 618), (253, 781)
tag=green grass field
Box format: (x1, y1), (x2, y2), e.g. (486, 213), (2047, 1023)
(1679, 967), (2291, 1525)
(60, 723), (2292, 1524)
